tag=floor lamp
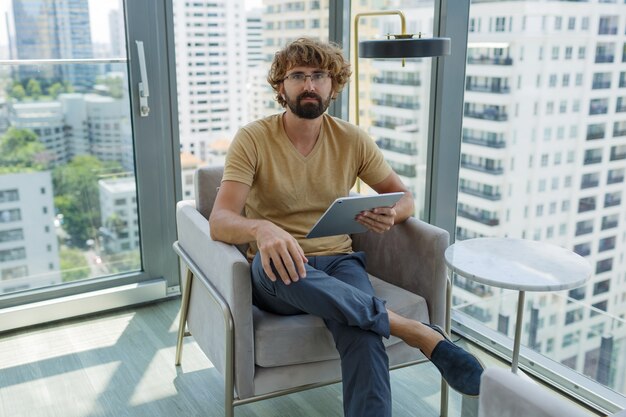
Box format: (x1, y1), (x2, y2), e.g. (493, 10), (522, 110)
(353, 10), (450, 191)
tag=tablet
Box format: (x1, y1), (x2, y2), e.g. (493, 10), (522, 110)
(306, 192), (405, 239)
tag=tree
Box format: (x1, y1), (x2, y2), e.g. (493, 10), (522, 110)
(26, 79), (42, 99)
(48, 82), (65, 99)
(0, 127), (49, 172)
(95, 76), (125, 99)
(60, 248), (91, 282)
(10, 84), (26, 100)
(53, 156), (122, 248)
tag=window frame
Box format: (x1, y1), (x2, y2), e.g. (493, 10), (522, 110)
(0, 0), (181, 311)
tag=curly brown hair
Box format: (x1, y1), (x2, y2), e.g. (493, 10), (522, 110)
(267, 37), (352, 107)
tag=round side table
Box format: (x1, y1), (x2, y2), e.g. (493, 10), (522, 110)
(444, 238), (592, 373)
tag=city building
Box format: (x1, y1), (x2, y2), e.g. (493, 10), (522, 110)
(173, 0), (247, 161)
(98, 176), (138, 254)
(84, 93), (133, 172)
(9, 101), (69, 166)
(456, 1), (626, 392)
(180, 151), (205, 200)
(11, 0), (95, 89)
(0, 171), (60, 294)
(8, 93), (133, 170)
(246, 8), (263, 68)
(108, 1), (125, 58)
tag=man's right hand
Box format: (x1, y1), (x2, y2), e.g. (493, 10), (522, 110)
(256, 221), (308, 285)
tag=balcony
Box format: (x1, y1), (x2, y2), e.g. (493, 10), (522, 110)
(613, 128), (626, 137)
(460, 161), (504, 174)
(581, 179), (600, 189)
(604, 197), (621, 208)
(589, 106), (608, 115)
(454, 277), (494, 297)
(371, 99), (420, 110)
(464, 110), (508, 121)
(578, 199), (596, 213)
(574, 245), (591, 257)
(466, 56), (513, 66)
(459, 185), (502, 201)
(376, 140), (418, 156)
(575, 225), (593, 236)
(602, 219), (619, 230)
(598, 26), (618, 35)
(584, 156), (603, 165)
(592, 81), (611, 89)
(462, 135), (506, 148)
(457, 208), (500, 226)
(595, 55), (615, 63)
(372, 76), (421, 87)
(465, 84), (511, 94)
(586, 130), (605, 140)
(610, 151), (626, 161)
(371, 120), (401, 130)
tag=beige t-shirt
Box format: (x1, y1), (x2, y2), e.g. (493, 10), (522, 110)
(223, 112), (392, 260)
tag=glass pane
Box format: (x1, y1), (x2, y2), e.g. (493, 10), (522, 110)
(349, 1), (435, 220)
(455, 1), (626, 397)
(0, 0), (141, 296)
(174, 0), (330, 199)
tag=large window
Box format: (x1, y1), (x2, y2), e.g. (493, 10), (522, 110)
(0, 0), (179, 322)
(455, 0), (626, 403)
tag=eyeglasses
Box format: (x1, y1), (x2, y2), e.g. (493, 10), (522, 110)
(283, 72), (331, 84)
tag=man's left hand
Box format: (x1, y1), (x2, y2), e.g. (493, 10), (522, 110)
(355, 206), (396, 234)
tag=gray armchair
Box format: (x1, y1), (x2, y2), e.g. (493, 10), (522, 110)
(479, 367), (626, 417)
(173, 166), (452, 417)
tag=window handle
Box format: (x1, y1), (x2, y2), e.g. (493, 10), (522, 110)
(135, 40), (150, 117)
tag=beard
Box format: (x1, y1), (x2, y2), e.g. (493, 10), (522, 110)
(284, 91), (332, 119)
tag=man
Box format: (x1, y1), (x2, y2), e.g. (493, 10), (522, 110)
(210, 37), (483, 417)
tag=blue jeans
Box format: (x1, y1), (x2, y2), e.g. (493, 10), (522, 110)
(251, 251), (392, 417)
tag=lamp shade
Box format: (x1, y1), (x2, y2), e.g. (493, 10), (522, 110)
(359, 37), (451, 58)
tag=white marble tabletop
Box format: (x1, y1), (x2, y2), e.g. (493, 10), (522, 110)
(444, 238), (592, 292)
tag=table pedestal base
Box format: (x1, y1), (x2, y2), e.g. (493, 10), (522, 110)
(511, 290), (525, 374)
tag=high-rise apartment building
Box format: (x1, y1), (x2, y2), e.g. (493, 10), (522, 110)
(245, 8), (264, 123)
(173, 0), (247, 161)
(454, 1), (626, 392)
(11, 0), (95, 89)
(360, 1), (626, 392)
(108, 0), (125, 58)
(0, 171), (60, 294)
(246, 8), (263, 68)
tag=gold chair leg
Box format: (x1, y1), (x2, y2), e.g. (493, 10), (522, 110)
(175, 268), (193, 366)
(440, 274), (453, 417)
(440, 379), (449, 417)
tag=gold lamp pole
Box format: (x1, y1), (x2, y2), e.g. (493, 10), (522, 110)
(353, 10), (407, 128)
(353, 10), (407, 192)
(352, 11), (450, 193)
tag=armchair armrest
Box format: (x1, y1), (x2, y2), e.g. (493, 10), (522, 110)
(351, 217), (450, 327)
(175, 200), (255, 398)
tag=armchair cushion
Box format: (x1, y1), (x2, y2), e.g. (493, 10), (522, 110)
(254, 274), (429, 367)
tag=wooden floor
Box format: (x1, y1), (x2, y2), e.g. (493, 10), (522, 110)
(0, 298), (488, 417)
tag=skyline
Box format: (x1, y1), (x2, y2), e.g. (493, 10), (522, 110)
(1, 0), (265, 48)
